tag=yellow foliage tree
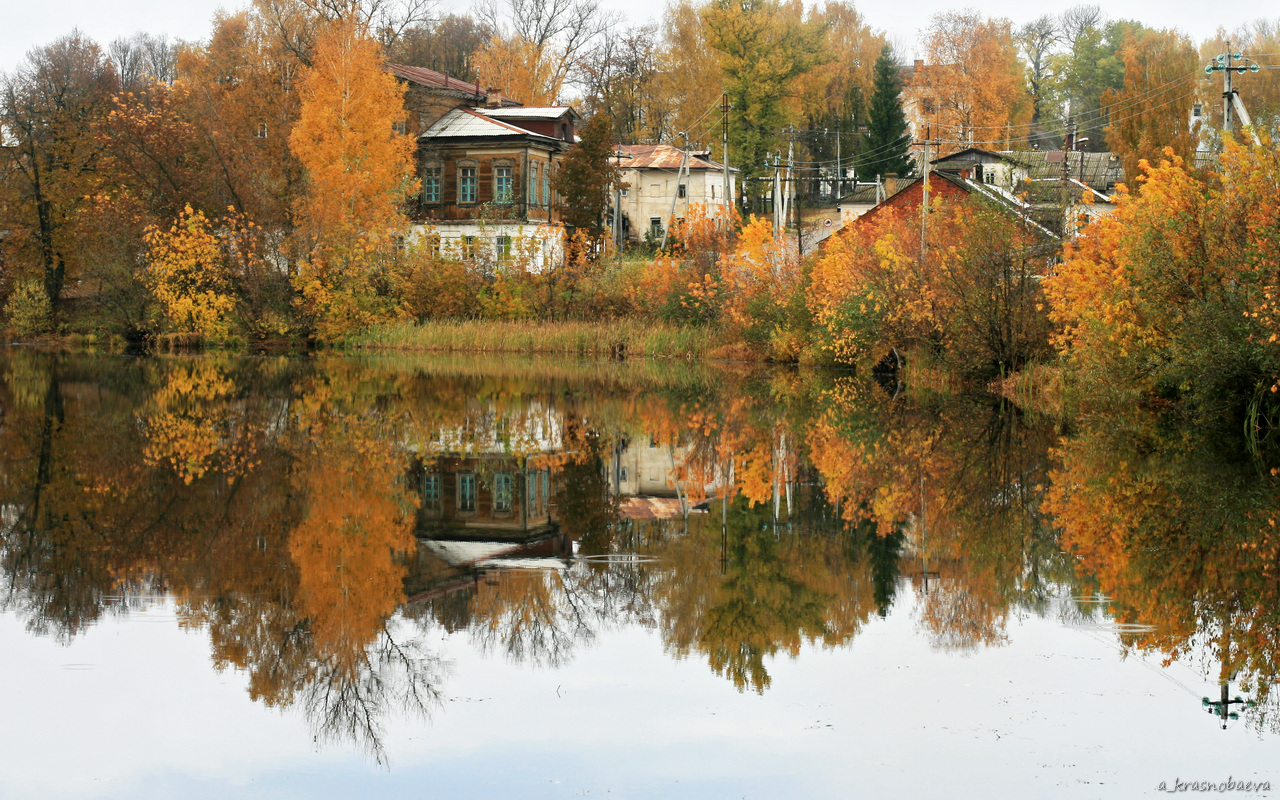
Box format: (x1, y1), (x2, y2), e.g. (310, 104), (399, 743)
(289, 16), (417, 339)
(143, 206), (236, 337)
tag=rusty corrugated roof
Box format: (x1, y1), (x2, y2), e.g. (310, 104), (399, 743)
(615, 144), (734, 171)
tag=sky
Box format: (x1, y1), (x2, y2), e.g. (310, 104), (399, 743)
(0, 0), (1263, 74)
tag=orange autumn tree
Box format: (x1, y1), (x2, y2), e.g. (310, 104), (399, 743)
(1101, 27), (1200, 181)
(289, 15), (417, 339)
(918, 11), (1031, 152)
(1045, 139), (1280, 417)
(811, 196), (1052, 373)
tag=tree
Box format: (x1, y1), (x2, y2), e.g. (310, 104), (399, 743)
(700, 0), (828, 181)
(0, 32), (118, 310)
(552, 113), (619, 238)
(579, 24), (664, 142)
(861, 45), (913, 181)
(1045, 140), (1280, 416)
(386, 14), (494, 79)
(1018, 15), (1060, 142)
(1101, 27), (1199, 179)
(919, 11), (1031, 151)
(472, 0), (614, 104)
(289, 15), (417, 338)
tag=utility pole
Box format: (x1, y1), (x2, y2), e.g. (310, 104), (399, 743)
(786, 128), (796, 250)
(772, 152), (782, 239)
(1061, 119), (1075, 238)
(721, 92), (730, 220)
(919, 124), (931, 263)
(1206, 44), (1262, 144)
(659, 133), (689, 250)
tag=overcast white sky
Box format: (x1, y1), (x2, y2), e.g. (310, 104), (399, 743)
(1, 0), (1263, 74)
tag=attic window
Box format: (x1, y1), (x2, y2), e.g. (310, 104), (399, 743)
(561, 122), (568, 140)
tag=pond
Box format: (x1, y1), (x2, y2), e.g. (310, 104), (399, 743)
(1, 352), (1276, 799)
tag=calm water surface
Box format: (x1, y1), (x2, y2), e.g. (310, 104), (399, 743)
(1, 352), (1277, 799)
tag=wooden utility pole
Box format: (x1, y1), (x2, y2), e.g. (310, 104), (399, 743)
(1061, 121), (1075, 238)
(919, 124), (931, 263)
(721, 92), (730, 217)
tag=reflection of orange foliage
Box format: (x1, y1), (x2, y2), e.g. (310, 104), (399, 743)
(1045, 414), (1280, 714)
(142, 359), (258, 484)
(289, 422), (416, 664)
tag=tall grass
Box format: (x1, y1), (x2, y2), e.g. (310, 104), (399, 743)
(345, 319), (722, 360)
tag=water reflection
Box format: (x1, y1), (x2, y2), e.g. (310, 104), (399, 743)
(1, 351), (1278, 760)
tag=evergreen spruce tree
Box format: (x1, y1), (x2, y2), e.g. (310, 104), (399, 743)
(861, 45), (914, 182)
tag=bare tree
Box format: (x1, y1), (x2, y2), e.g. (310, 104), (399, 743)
(1059, 4), (1102, 51)
(475, 0), (617, 97)
(253, 0), (438, 64)
(109, 33), (177, 91)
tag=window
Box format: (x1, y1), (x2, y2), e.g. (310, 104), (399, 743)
(677, 184), (687, 199)
(983, 170), (995, 185)
(711, 185), (716, 199)
(495, 165), (513, 203)
(619, 467), (628, 482)
(256, 122), (268, 139)
(527, 472), (539, 516)
(462, 235), (477, 259)
(422, 165), (441, 203)
(621, 187), (628, 197)
(458, 473), (477, 514)
(1193, 103), (1203, 117)
(649, 217), (662, 239)
(542, 166), (550, 206)
(494, 473), (513, 513)
(495, 235), (512, 261)
(393, 119), (407, 135)
(529, 163), (540, 204)
(459, 166), (477, 203)
(422, 473), (441, 513)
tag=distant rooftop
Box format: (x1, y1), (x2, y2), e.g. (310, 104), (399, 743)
(386, 63), (521, 106)
(615, 143), (736, 172)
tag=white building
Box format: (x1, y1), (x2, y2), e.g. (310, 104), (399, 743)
(613, 144), (737, 243)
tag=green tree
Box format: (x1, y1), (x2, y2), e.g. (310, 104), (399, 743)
(552, 113), (619, 239)
(700, 0), (828, 181)
(861, 45), (913, 181)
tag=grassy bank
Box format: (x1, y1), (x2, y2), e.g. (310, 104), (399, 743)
(344, 319), (724, 360)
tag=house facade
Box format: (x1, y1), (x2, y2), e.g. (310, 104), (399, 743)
(389, 64), (579, 270)
(613, 144), (737, 243)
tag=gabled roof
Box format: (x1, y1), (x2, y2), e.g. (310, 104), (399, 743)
(615, 143), (737, 172)
(932, 147), (1029, 167)
(420, 107), (562, 144)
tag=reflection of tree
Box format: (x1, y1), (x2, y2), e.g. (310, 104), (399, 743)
(807, 377), (1064, 652)
(0, 352), (445, 761)
(1045, 412), (1280, 733)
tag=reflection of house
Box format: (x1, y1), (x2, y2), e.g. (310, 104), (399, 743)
(389, 64), (577, 269)
(608, 438), (681, 498)
(415, 454), (555, 536)
(613, 144), (737, 243)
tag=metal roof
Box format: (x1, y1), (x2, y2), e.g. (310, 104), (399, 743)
(615, 143), (736, 172)
(480, 106), (579, 121)
(420, 108), (562, 143)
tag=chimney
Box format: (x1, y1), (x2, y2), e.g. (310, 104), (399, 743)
(486, 88), (503, 108)
(884, 172), (898, 197)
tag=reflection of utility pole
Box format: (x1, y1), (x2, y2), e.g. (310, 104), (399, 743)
(1203, 681), (1254, 729)
(915, 472), (940, 592)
